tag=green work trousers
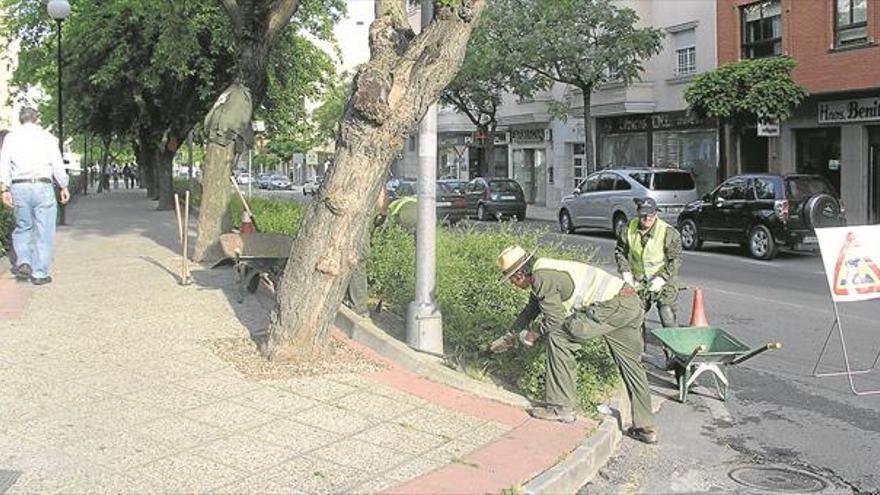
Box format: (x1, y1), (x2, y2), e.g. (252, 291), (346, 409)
(344, 236), (370, 316)
(545, 293), (656, 430)
(639, 282), (678, 329)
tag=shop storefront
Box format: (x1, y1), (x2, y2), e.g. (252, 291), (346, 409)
(596, 111), (719, 195)
(509, 128), (551, 205)
(781, 93), (880, 225)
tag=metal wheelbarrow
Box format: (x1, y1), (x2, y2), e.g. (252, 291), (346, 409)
(213, 232), (293, 302)
(650, 326), (781, 403)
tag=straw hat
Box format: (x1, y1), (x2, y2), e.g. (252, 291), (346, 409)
(497, 245), (534, 282)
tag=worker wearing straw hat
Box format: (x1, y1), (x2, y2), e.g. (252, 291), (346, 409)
(489, 245), (657, 444)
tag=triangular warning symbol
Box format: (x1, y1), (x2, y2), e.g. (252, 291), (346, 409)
(832, 232), (880, 296)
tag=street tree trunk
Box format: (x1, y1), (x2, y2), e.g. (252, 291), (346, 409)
(193, 142), (236, 261)
(581, 86), (595, 174)
(261, 0), (487, 361)
(192, 0), (299, 262)
(481, 122), (497, 176)
(155, 143), (176, 211)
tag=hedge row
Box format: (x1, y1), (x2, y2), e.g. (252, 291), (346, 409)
(174, 186), (619, 411)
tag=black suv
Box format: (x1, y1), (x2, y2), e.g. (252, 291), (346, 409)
(677, 174), (846, 260)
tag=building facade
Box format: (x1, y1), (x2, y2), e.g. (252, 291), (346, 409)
(413, 0), (720, 208)
(718, 0), (880, 224)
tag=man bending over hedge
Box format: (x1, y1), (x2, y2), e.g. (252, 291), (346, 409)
(490, 245), (658, 444)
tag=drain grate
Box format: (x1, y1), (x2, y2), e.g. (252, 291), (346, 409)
(729, 465), (830, 493)
(0, 470), (21, 494)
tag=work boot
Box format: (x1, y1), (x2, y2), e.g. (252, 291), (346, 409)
(13, 263), (31, 281)
(626, 427), (658, 444)
(528, 406), (576, 424)
(30, 276), (52, 286)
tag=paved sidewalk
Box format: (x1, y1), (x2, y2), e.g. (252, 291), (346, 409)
(0, 189), (599, 493)
(526, 204), (558, 223)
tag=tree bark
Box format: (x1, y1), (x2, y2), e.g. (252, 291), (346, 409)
(193, 142), (236, 261)
(155, 144), (176, 211)
(261, 0), (487, 361)
(582, 86), (595, 173)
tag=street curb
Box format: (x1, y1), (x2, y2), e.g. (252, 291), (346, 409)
(334, 306), (531, 408)
(336, 305), (669, 492)
(523, 389), (667, 494)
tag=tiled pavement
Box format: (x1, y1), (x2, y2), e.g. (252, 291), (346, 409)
(0, 190), (596, 494)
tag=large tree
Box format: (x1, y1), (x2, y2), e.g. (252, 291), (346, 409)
(2, 0), (238, 209)
(259, 0), (487, 361)
(192, 0), (343, 261)
(485, 0), (663, 174)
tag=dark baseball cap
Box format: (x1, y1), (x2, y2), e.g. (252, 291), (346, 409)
(634, 197), (658, 217)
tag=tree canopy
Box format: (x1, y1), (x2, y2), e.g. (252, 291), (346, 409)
(684, 56), (809, 127)
(482, 0), (663, 172)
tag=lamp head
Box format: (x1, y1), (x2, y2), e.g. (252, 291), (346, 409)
(47, 0), (71, 21)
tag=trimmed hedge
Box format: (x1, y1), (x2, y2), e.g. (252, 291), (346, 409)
(370, 223), (619, 411)
(0, 206), (13, 258)
(177, 186), (619, 411)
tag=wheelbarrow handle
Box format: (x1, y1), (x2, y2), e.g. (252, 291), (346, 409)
(731, 342), (782, 366)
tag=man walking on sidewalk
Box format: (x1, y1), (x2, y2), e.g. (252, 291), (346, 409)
(615, 197), (682, 331)
(0, 107), (70, 285)
(490, 246), (658, 444)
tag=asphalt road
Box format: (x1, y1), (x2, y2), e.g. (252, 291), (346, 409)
(255, 188), (879, 492)
(544, 224), (880, 494)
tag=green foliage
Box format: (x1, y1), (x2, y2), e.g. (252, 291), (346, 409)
(485, 0), (664, 92)
(229, 197), (305, 237)
(370, 223), (619, 410)
(684, 57), (808, 126)
(311, 72), (354, 147)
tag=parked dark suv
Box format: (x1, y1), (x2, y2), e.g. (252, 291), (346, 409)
(677, 174), (846, 260)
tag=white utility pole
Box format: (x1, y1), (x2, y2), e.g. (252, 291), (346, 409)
(406, 0), (443, 355)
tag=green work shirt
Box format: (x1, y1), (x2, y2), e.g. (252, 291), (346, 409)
(614, 220), (682, 282)
(511, 267), (575, 337)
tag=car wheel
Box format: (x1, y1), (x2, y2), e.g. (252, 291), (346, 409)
(477, 204), (488, 221)
(613, 214), (628, 239)
(748, 224), (777, 260)
(559, 210), (574, 234)
(680, 219), (702, 251)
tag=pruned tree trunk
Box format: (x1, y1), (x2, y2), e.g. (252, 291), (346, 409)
(262, 0), (487, 361)
(193, 142), (236, 261)
(581, 86), (595, 174)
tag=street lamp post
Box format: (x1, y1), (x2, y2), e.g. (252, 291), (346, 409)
(48, 0), (70, 224)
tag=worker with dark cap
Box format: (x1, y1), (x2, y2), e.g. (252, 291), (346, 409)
(614, 197), (683, 332)
(489, 245), (658, 444)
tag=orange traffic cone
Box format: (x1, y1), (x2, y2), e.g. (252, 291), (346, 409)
(240, 211), (255, 234)
(688, 287), (710, 327)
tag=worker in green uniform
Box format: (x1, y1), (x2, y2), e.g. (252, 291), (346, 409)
(489, 245), (658, 444)
(386, 194), (417, 231)
(344, 187), (388, 317)
(615, 197), (683, 331)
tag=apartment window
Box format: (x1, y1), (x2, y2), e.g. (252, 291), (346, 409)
(573, 143), (586, 189)
(673, 29), (697, 76)
(741, 0), (782, 59)
(836, 0), (868, 47)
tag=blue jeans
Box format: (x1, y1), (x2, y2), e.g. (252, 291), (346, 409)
(11, 183), (57, 279)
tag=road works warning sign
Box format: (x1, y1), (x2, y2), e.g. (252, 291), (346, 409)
(816, 225), (880, 303)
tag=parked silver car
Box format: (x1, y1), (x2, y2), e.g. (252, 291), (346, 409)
(558, 168), (699, 237)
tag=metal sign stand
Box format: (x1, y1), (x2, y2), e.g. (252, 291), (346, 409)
(811, 298), (880, 395)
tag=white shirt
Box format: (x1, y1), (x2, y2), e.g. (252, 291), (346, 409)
(0, 123), (69, 188)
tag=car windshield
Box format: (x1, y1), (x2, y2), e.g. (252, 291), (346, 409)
(786, 176), (836, 200)
(489, 180), (523, 193)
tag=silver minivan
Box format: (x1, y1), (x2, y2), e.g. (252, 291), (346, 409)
(558, 168), (699, 237)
